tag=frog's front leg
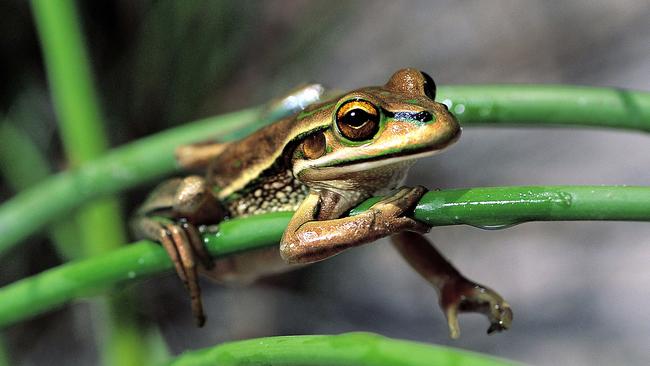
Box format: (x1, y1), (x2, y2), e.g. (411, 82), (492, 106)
(132, 176), (224, 326)
(391, 231), (512, 339)
(280, 186), (429, 263)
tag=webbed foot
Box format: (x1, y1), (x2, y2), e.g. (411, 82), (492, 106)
(441, 278), (513, 339)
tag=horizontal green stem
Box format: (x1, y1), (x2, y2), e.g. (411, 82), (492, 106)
(441, 85), (650, 131)
(1, 185), (648, 328)
(166, 332), (516, 366)
(0, 86), (648, 255)
(0, 108), (260, 255)
(353, 185), (650, 227)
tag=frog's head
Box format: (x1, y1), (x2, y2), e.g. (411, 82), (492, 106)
(293, 68), (461, 182)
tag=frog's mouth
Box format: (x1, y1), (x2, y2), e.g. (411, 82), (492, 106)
(323, 143), (451, 174)
(331, 127), (460, 168)
(298, 128), (461, 178)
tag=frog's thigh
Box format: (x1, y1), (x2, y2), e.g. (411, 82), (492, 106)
(200, 246), (302, 285)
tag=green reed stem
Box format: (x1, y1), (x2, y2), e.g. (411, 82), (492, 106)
(0, 185), (648, 328)
(166, 332), (517, 366)
(31, 1), (150, 365)
(1, 85), (648, 256)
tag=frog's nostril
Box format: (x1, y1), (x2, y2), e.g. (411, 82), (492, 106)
(414, 111), (433, 123)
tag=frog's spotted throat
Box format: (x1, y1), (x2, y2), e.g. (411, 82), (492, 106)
(133, 68), (512, 338)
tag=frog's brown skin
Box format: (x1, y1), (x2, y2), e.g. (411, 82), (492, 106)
(132, 68), (512, 338)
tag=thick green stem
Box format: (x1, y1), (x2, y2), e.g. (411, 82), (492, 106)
(352, 186), (650, 226)
(0, 185), (648, 328)
(31, 0), (108, 163)
(440, 85), (650, 132)
(166, 332), (516, 366)
(31, 0), (148, 365)
(0, 86), (648, 255)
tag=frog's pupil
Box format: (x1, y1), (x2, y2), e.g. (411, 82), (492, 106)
(347, 109), (369, 127)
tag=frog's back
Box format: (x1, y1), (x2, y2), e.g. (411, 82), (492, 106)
(208, 117), (295, 193)
(207, 112), (328, 217)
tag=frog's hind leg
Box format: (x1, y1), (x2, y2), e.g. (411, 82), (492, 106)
(202, 246), (304, 286)
(391, 231), (512, 339)
(132, 176), (224, 326)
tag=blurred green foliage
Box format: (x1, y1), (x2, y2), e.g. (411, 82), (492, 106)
(0, 1), (348, 364)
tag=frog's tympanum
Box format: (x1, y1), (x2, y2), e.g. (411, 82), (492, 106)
(133, 68), (512, 338)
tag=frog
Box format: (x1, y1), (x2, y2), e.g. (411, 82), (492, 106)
(132, 68), (512, 339)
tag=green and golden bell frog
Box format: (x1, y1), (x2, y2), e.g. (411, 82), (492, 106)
(133, 68), (512, 338)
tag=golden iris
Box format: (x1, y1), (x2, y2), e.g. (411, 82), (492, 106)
(335, 100), (380, 141)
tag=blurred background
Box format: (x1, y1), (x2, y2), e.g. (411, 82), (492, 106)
(1, 0), (649, 365)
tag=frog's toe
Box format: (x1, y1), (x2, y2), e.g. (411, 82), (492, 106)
(444, 306), (461, 339)
(487, 303), (512, 334)
(182, 221), (214, 270)
(440, 279), (512, 339)
(486, 299), (513, 335)
(392, 185), (428, 210)
(372, 186), (428, 219)
(163, 222), (206, 327)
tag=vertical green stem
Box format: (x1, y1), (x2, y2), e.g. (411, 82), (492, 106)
(30, 0), (107, 163)
(0, 121), (81, 260)
(30, 1), (154, 365)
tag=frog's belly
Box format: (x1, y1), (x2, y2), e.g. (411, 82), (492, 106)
(226, 169), (309, 218)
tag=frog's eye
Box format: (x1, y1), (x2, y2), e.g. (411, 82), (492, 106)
(335, 100), (380, 142)
(420, 71), (437, 100)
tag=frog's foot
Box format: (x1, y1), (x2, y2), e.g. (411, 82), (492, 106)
(370, 186), (430, 234)
(391, 231), (512, 339)
(148, 220), (213, 326)
(132, 175), (225, 326)
(441, 278), (513, 339)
